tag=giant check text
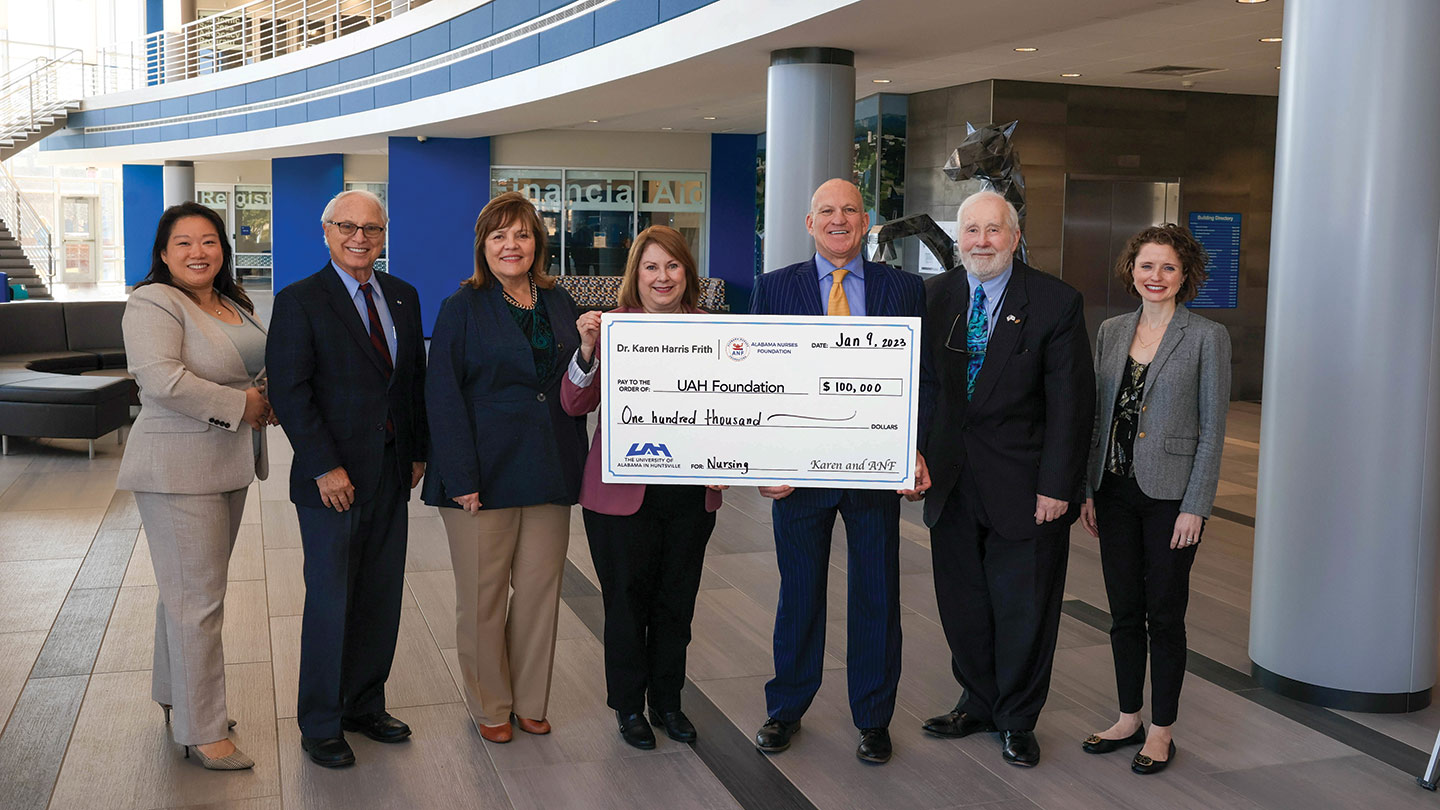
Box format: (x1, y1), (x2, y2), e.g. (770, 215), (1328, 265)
(600, 314), (921, 489)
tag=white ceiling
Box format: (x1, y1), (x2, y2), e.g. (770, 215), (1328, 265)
(423, 0), (1284, 138)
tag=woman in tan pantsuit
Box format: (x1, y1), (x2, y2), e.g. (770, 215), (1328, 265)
(422, 193), (587, 743)
(117, 202), (274, 770)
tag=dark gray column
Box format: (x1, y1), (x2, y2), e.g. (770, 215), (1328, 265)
(762, 48), (854, 272)
(1250, 0), (1440, 712)
(162, 160), (194, 207)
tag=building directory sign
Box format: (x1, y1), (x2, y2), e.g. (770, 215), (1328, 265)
(1187, 211), (1240, 309)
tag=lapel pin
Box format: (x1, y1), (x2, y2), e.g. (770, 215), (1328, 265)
(1006, 314), (1020, 323)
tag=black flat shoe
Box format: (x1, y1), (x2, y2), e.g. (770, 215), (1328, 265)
(856, 727), (892, 763)
(618, 711), (656, 750)
(1132, 740), (1176, 774)
(921, 710), (996, 738)
(754, 717), (801, 753)
(649, 708), (697, 743)
(341, 711), (412, 743)
(301, 735), (356, 768)
(1082, 724), (1145, 754)
(1001, 729), (1040, 767)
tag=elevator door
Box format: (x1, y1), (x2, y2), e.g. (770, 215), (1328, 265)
(1061, 178), (1180, 347)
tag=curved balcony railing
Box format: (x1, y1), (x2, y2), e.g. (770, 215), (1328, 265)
(96, 0), (419, 93)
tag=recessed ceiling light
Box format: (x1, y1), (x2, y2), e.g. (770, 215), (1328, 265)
(1014, 47), (1038, 53)
(1061, 72), (1082, 78)
(872, 78), (892, 84)
(1259, 36), (1282, 43)
(586, 119), (598, 123)
(702, 116), (717, 120)
(1236, 0), (1268, 4)
(1275, 65), (1281, 69)
(661, 126), (673, 130)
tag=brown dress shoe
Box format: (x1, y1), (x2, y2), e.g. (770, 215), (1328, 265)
(514, 715), (551, 735)
(479, 722), (513, 743)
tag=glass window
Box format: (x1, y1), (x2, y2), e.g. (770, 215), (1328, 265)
(638, 171), (706, 269)
(234, 185), (271, 287)
(565, 170), (634, 276)
(196, 187), (230, 235)
(492, 169), (563, 277)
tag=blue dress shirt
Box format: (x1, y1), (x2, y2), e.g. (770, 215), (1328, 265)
(965, 264), (1013, 342)
(815, 252), (867, 317)
(331, 262), (398, 361)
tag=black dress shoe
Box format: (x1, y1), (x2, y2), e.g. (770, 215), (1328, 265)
(341, 711), (412, 743)
(856, 727), (892, 764)
(649, 708), (697, 743)
(301, 735), (356, 768)
(1132, 741), (1176, 775)
(754, 717), (801, 753)
(921, 710), (997, 738)
(617, 711), (656, 750)
(1001, 729), (1041, 767)
(1082, 724), (1145, 754)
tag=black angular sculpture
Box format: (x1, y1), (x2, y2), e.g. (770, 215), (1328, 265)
(869, 120), (1030, 272)
(943, 120), (1028, 263)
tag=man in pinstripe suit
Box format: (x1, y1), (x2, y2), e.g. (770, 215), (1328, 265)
(749, 179), (932, 764)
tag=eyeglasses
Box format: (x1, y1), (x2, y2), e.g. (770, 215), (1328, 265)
(325, 221), (386, 238)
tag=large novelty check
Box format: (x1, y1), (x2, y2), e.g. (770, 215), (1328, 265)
(599, 313), (921, 489)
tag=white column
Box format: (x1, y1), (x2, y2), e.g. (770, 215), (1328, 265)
(1250, 0), (1440, 712)
(162, 160), (195, 207)
(762, 48), (854, 273)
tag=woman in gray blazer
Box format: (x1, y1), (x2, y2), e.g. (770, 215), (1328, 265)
(117, 203), (273, 770)
(1077, 224), (1231, 775)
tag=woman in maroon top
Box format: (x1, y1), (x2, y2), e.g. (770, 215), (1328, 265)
(561, 226), (723, 749)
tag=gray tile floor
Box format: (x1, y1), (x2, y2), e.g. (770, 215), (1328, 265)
(0, 401), (1437, 810)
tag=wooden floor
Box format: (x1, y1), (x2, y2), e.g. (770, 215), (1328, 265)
(1, 401), (1437, 810)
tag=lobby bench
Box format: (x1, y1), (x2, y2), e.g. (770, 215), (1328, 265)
(0, 300), (135, 457)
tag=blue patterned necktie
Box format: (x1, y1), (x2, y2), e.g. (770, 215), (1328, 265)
(966, 284), (988, 400)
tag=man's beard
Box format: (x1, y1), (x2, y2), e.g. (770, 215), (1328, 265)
(964, 246), (1013, 281)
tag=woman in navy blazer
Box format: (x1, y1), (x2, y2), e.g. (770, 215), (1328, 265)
(424, 192), (587, 744)
(561, 226), (724, 750)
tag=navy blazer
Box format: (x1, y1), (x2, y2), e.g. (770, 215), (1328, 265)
(422, 283), (587, 511)
(921, 261), (1095, 539)
(266, 264), (430, 508)
(750, 257), (935, 489)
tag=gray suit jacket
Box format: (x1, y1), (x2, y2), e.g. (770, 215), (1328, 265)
(1086, 305), (1231, 516)
(117, 283), (269, 494)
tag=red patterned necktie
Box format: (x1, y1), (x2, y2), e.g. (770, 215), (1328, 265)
(359, 282), (393, 376)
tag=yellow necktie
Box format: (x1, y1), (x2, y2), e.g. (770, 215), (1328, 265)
(827, 268), (851, 316)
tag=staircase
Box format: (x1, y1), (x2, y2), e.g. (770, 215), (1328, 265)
(0, 218), (51, 300)
(0, 50), (85, 163)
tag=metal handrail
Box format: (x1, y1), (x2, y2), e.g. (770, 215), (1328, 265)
(0, 49), (85, 150)
(0, 160), (56, 291)
(96, 0), (415, 93)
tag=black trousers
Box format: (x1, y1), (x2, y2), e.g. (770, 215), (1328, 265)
(295, 443), (408, 737)
(931, 469), (1069, 731)
(583, 486), (715, 713)
(1092, 472), (1199, 727)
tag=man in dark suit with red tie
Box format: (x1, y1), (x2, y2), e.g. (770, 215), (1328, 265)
(266, 190), (429, 768)
(749, 179), (931, 764)
(918, 190), (1094, 768)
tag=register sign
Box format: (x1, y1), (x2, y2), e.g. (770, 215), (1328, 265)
(600, 313), (921, 489)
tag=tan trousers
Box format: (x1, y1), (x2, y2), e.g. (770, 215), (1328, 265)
(441, 503), (570, 726)
(134, 488), (247, 745)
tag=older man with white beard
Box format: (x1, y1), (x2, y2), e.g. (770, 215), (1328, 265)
(915, 190), (1094, 768)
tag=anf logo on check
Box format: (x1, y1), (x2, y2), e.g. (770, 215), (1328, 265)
(626, 442), (672, 458)
(727, 338), (749, 361)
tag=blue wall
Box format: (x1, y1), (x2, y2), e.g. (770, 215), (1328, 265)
(122, 164), (163, 286)
(387, 136), (491, 334)
(708, 133), (758, 313)
(271, 154), (343, 292)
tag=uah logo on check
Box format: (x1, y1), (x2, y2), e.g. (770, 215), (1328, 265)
(626, 442), (672, 458)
